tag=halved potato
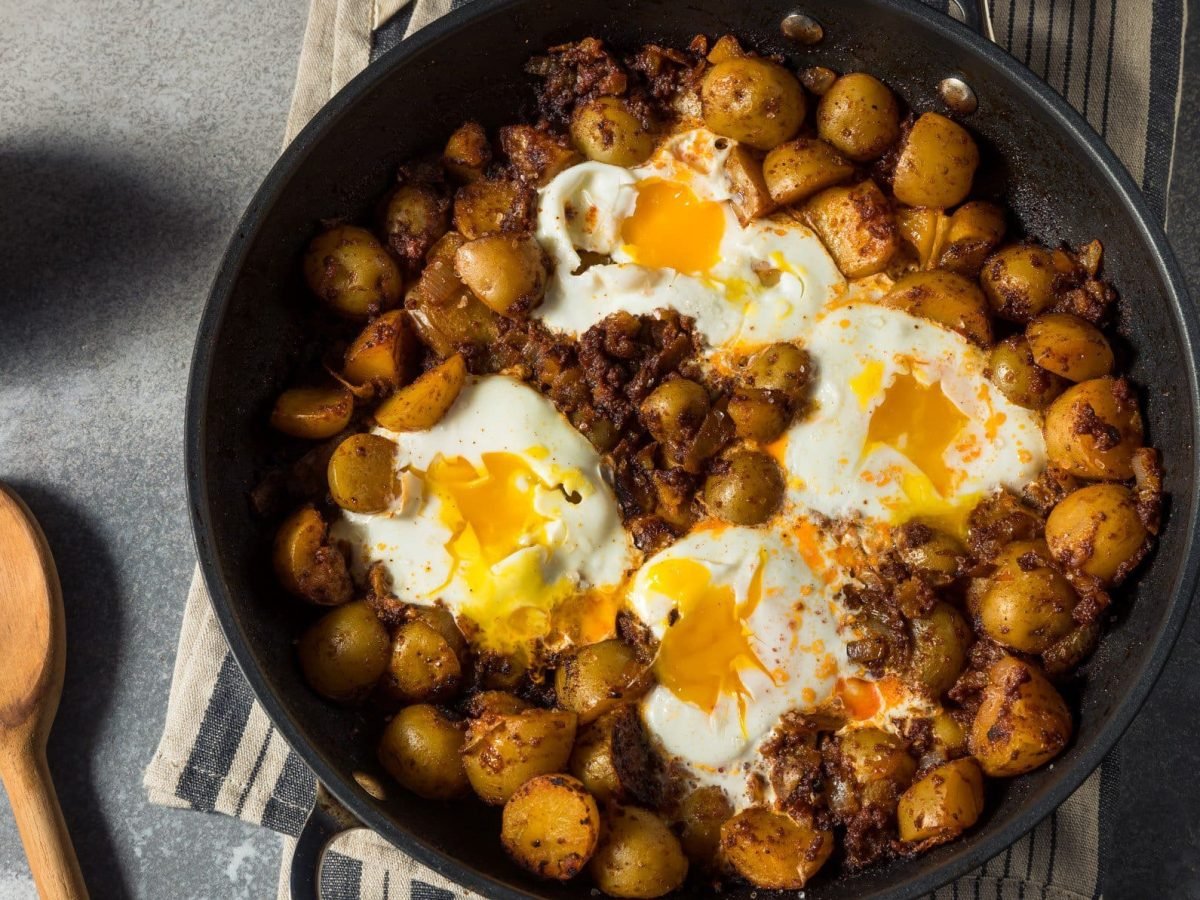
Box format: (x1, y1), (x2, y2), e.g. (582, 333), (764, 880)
(270, 386), (353, 439)
(374, 353), (466, 432)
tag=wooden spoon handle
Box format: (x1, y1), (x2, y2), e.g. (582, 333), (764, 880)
(0, 745), (87, 900)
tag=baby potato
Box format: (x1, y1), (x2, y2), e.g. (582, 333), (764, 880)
(380, 620), (462, 705)
(1043, 377), (1144, 479)
(908, 601), (971, 696)
(297, 600), (390, 702)
(272, 505), (352, 606)
(1045, 484), (1148, 584)
(744, 342), (813, 403)
(977, 540), (1078, 654)
(970, 656), (1072, 776)
(378, 704), (469, 800)
(816, 73), (901, 161)
(704, 449), (785, 526)
(373, 353), (466, 432)
(897, 757), (985, 844)
(454, 233), (549, 318)
(724, 143), (774, 225)
(502, 774), (600, 881)
(880, 270), (992, 346)
(929, 711), (968, 759)
(408, 604), (468, 660)
(304, 225), (403, 319)
(987, 335), (1066, 410)
(555, 639), (650, 725)
(462, 708), (578, 804)
(570, 96), (655, 167)
(981, 244), (1058, 322)
(327, 433), (401, 513)
(589, 805), (688, 899)
(938, 201), (1007, 275)
(677, 786), (733, 866)
(762, 138), (854, 206)
(719, 806), (832, 890)
(270, 386), (354, 440)
(898, 522), (966, 587)
(443, 121), (491, 183)
(343, 310), (414, 390)
(701, 57), (806, 150)
(453, 177), (534, 239)
(500, 124), (582, 187)
(1026, 313), (1114, 382)
(839, 727), (918, 797)
(893, 112), (980, 208)
(404, 262), (500, 357)
(727, 386), (790, 442)
(802, 180), (898, 278)
(466, 690), (531, 718)
(640, 378), (709, 444)
(569, 706), (657, 804)
(381, 184), (449, 267)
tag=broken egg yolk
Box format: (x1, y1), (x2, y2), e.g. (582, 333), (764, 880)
(621, 179), (725, 275)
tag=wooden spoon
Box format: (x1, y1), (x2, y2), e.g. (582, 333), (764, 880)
(0, 483), (87, 899)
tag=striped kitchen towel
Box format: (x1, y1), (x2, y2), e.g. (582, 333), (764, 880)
(144, 0), (1187, 898)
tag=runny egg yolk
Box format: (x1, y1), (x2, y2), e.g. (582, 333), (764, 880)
(649, 554), (773, 719)
(621, 178), (725, 275)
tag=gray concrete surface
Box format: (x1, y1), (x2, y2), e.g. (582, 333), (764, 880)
(0, 0), (1197, 898)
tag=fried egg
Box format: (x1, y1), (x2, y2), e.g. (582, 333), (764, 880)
(331, 375), (633, 651)
(777, 304), (1047, 539)
(534, 128), (846, 350)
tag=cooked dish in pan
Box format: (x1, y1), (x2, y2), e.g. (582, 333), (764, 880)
(259, 33), (1161, 896)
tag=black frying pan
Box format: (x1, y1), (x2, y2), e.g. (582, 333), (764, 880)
(185, 1), (1200, 897)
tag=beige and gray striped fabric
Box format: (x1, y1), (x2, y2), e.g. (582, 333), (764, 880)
(145, 0), (1186, 897)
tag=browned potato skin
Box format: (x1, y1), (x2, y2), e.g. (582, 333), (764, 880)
(343, 310), (414, 390)
(938, 201), (1007, 275)
(816, 73), (901, 161)
(1043, 377), (1144, 479)
(701, 57), (806, 150)
(570, 97), (654, 167)
(929, 712), (968, 760)
(727, 387), (790, 442)
(987, 335), (1067, 410)
(744, 343), (812, 404)
(1026, 313), (1114, 382)
(897, 757), (985, 844)
(719, 807), (832, 890)
(981, 245), (1058, 322)
(443, 121), (491, 183)
(762, 138), (854, 206)
(380, 620), (462, 705)
(381, 184), (450, 268)
(704, 450), (785, 526)
(378, 704), (469, 799)
(270, 386), (354, 439)
(466, 690), (531, 718)
(327, 433), (400, 513)
(724, 144), (775, 225)
(304, 225), (403, 319)
(1045, 484), (1148, 584)
(461, 708), (578, 804)
(272, 506), (352, 606)
(639, 378), (709, 444)
(502, 774), (600, 880)
(408, 604), (468, 660)
(453, 177), (534, 239)
(839, 727), (918, 799)
(909, 601), (972, 696)
(454, 234), (549, 318)
(898, 522), (966, 587)
(677, 786), (732, 866)
(589, 805), (688, 899)
(893, 113), (980, 208)
(297, 600), (390, 702)
(803, 180), (898, 278)
(404, 261), (500, 357)
(970, 656), (1072, 776)
(880, 270), (993, 346)
(374, 353), (467, 432)
(554, 639), (650, 725)
(501, 124), (582, 187)
(977, 540), (1077, 654)
(568, 706), (657, 804)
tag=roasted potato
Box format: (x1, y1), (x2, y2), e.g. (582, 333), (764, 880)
(502, 774), (600, 880)
(304, 225), (403, 319)
(343, 310), (414, 390)
(909, 601), (972, 696)
(743, 342), (812, 403)
(373, 353), (466, 432)
(555, 639), (650, 725)
(589, 805), (688, 899)
(701, 57), (806, 150)
(378, 704), (469, 799)
(839, 727), (918, 803)
(297, 600), (390, 702)
(453, 177), (534, 239)
(880, 270), (992, 346)
(929, 711), (968, 760)
(455, 233), (549, 317)
(466, 690), (531, 718)
(500, 124), (581, 187)
(970, 656), (1072, 776)
(1026, 313), (1114, 382)
(987, 335), (1066, 410)
(703, 449), (785, 526)
(272, 505), (352, 605)
(762, 138), (854, 206)
(381, 183), (449, 267)
(327, 433), (401, 513)
(981, 245), (1057, 322)
(898, 522), (966, 587)
(404, 261), (500, 356)
(893, 112), (979, 208)
(977, 540), (1077, 654)
(723, 143), (774, 225)
(443, 121), (491, 183)
(270, 386), (353, 440)
(639, 378), (709, 444)
(719, 807), (832, 890)
(816, 73), (901, 161)
(570, 96), (654, 166)
(1045, 484), (1148, 584)
(568, 706), (657, 805)
(1043, 377), (1144, 479)
(938, 201), (1006, 275)
(727, 386), (790, 442)
(803, 180), (898, 278)
(380, 620), (462, 704)
(897, 757), (985, 844)
(677, 786), (732, 866)
(462, 708), (578, 804)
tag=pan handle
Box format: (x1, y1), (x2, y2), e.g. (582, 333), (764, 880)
(949, 0), (996, 42)
(288, 783), (364, 900)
